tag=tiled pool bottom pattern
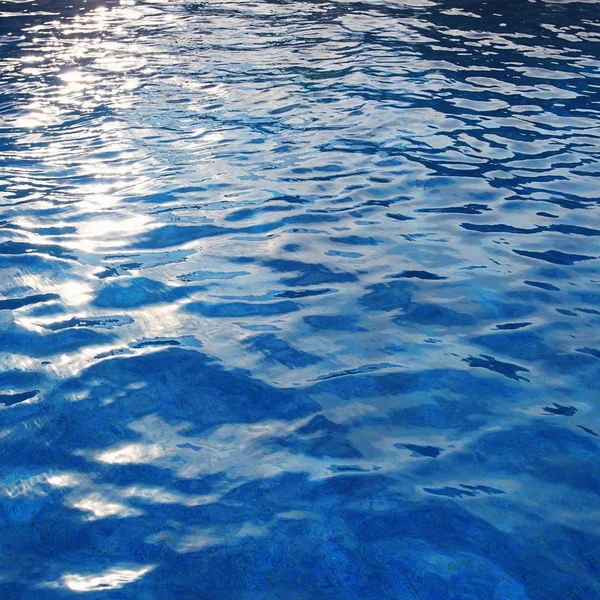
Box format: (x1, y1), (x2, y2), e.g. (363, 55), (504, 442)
(0, 0), (599, 598)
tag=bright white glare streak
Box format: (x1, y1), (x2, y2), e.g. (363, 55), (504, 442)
(52, 565), (155, 592)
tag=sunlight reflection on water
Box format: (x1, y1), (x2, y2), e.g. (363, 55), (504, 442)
(0, 0), (599, 598)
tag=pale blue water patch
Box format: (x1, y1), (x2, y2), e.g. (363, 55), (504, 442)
(0, 0), (599, 598)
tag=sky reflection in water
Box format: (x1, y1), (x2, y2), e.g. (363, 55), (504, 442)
(0, 0), (599, 598)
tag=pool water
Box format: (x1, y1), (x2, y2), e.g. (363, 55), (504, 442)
(1, 0), (599, 597)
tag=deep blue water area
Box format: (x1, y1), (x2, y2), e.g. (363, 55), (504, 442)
(1, 0), (599, 597)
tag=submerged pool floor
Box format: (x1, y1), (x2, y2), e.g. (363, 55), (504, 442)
(0, 0), (599, 598)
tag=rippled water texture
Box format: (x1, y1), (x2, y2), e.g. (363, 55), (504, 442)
(1, 0), (599, 597)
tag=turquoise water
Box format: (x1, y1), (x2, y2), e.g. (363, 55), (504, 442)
(1, 0), (599, 597)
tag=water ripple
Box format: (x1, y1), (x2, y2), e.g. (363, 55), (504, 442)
(1, 0), (599, 598)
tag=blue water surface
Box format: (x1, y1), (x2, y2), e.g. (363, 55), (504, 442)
(1, 0), (599, 597)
